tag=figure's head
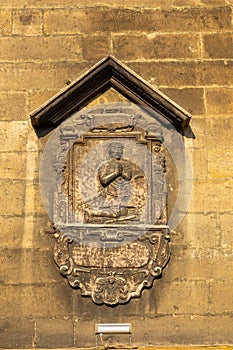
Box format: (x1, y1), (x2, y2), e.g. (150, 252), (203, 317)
(107, 142), (124, 160)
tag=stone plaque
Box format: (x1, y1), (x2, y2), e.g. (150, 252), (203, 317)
(33, 57), (192, 306)
(51, 104), (170, 305)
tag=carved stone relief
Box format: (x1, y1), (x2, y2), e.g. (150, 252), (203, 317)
(51, 104), (170, 305)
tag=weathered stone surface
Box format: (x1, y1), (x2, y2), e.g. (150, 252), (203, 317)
(208, 148), (233, 179)
(185, 116), (233, 148)
(0, 283), (74, 317)
(0, 0), (228, 8)
(24, 181), (46, 215)
(0, 36), (83, 61)
(113, 34), (201, 60)
(0, 62), (87, 91)
(188, 179), (233, 212)
(128, 61), (198, 86)
(0, 318), (34, 348)
(219, 213), (233, 247)
(36, 318), (74, 348)
(176, 213), (220, 248)
(13, 9), (43, 35)
(210, 281), (233, 313)
(0, 10), (11, 35)
(28, 90), (58, 111)
(0, 216), (24, 248)
(129, 60), (233, 87)
(0, 249), (58, 285)
(0, 180), (25, 216)
(186, 147), (208, 180)
(0, 121), (28, 151)
(44, 7), (232, 34)
(0, 152), (27, 180)
(161, 88), (205, 115)
(0, 93), (27, 121)
(75, 315), (233, 347)
(164, 256), (233, 282)
(23, 214), (54, 249)
(81, 34), (111, 61)
(156, 280), (209, 314)
(206, 88), (233, 115)
(203, 33), (233, 59)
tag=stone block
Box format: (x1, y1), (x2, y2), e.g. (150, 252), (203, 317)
(176, 213), (220, 248)
(219, 213), (233, 246)
(206, 88), (233, 115)
(203, 33), (233, 59)
(0, 248), (58, 285)
(133, 315), (233, 346)
(134, 61), (233, 88)
(0, 62), (87, 91)
(0, 0), (226, 8)
(113, 34), (200, 60)
(198, 60), (233, 86)
(128, 61), (198, 87)
(0, 317), (34, 348)
(164, 255), (233, 282)
(208, 147), (233, 179)
(81, 34), (111, 62)
(0, 180), (25, 216)
(186, 147), (208, 180)
(188, 178), (233, 212)
(156, 280), (209, 315)
(185, 116), (233, 149)
(0, 152), (27, 180)
(29, 90), (59, 112)
(0, 36), (82, 62)
(0, 216), (24, 249)
(23, 214), (54, 249)
(0, 10), (11, 35)
(44, 7), (232, 34)
(36, 317), (74, 348)
(13, 9), (43, 36)
(0, 149), (39, 183)
(0, 121), (28, 152)
(24, 181), (46, 215)
(161, 88), (205, 115)
(0, 283), (74, 317)
(210, 281), (233, 314)
(200, 0), (227, 5)
(0, 93), (27, 121)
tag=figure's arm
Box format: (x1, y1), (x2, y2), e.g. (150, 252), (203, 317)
(98, 163), (122, 187)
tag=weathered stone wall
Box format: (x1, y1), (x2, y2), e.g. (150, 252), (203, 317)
(0, 0), (232, 348)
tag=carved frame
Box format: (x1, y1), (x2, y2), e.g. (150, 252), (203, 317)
(52, 105), (170, 305)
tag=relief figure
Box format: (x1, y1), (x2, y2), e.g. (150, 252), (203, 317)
(84, 142), (146, 224)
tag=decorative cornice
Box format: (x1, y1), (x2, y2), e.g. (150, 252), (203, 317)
(30, 55), (191, 137)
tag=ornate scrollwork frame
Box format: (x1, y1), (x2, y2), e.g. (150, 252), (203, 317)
(51, 105), (170, 305)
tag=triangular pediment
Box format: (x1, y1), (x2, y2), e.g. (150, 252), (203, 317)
(30, 55), (191, 137)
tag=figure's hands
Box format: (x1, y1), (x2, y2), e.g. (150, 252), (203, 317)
(115, 162), (122, 177)
(122, 163), (132, 180)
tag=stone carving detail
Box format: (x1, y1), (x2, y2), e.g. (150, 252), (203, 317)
(53, 105), (170, 305)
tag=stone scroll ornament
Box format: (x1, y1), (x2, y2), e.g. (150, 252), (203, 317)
(40, 104), (171, 305)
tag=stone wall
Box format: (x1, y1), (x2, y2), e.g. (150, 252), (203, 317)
(0, 0), (232, 348)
